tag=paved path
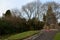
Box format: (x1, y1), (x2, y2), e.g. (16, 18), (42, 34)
(24, 29), (58, 40)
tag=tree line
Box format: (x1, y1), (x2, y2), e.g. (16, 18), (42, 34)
(0, 10), (44, 36)
(0, 1), (60, 36)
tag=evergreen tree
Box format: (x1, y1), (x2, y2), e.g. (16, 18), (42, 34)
(4, 10), (11, 17)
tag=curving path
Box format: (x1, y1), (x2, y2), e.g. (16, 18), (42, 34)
(24, 29), (58, 40)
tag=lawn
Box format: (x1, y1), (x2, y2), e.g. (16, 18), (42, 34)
(5, 31), (39, 40)
(54, 32), (60, 40)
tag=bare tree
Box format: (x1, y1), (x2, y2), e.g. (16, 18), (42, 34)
(42, 2), (60, 20)
(21, 1), (42, 20)
(22, 2), (36, 20)
(7, 1), (60, 22)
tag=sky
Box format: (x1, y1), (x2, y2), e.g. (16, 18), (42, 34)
(0, 0), (60, 17)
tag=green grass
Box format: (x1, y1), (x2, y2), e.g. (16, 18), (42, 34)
(5, 31), (39, 40)
(54, 32), (60, 40)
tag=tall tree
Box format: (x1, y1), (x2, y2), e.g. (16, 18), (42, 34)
(42, 2), (60, 20)
(22, 1), (42, 20)
(44, 5), (58, 29)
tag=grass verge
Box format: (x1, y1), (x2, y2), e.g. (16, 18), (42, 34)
(54, 32), (60, 40)
(5, 30), (39, 40)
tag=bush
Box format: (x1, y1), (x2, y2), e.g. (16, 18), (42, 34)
(0, 17), (44, 36)
(0, 17), (27, 36)
(27, 18), (44, 30)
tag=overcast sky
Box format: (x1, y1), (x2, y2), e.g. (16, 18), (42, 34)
(0, 0), (60, 17)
